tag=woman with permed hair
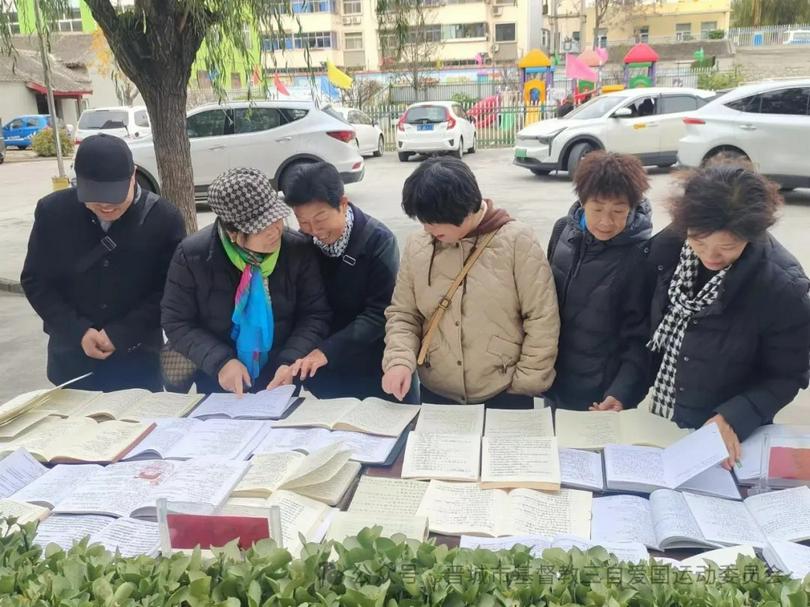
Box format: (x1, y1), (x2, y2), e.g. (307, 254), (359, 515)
(546, 151), (653, 412)
(646, 163), (810, 468)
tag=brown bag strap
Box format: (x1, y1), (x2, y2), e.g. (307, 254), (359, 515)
(417, 230), (500, 366)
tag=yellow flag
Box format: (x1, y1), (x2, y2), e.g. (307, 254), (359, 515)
(327, 60), (353, 90)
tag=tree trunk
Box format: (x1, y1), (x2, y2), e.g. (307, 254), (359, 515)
(139, 81), (197, 234)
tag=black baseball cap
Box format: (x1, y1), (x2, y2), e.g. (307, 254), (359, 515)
(74, 134), (135, 205)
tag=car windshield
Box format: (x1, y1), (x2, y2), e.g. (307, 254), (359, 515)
(78, 110), (129, 130)
(563, 96), (625, 120)
(406, 106), (447, 124)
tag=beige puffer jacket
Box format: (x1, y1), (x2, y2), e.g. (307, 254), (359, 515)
(383, 219), (560, 403)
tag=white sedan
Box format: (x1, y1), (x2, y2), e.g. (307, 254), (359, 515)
(395, 101), (477, 161)
(514, 87), (715, 178)
(677, 79), (810, 189)
(129, 100), (365, 198)
(327, 106), (385, 157)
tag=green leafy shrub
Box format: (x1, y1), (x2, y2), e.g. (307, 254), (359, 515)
(0, 519), (807, 606)
(451, 92), (478, 107)
(708, 30), (726, 39)
(31, 126), (74, 157)
(697, 67), (745, 91)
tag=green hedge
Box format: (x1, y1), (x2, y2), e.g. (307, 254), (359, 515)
(30, 127), (74, 158)
(0, 520), (807, 606)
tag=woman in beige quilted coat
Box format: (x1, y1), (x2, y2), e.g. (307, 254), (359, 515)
(382, 157), (560, 408)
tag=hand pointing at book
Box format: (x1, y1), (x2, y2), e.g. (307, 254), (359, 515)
(382, 365), (412, 402)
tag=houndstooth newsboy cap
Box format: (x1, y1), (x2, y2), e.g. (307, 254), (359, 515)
(207, 167), (291, 234)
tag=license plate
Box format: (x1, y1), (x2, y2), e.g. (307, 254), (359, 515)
(515, 148), (528, 158)
(418, 124), (434, 131)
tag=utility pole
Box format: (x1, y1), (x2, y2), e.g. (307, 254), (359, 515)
(579, 0), (587, 52)
(549, 0), (558, 56)
(33, 0), (66, 183)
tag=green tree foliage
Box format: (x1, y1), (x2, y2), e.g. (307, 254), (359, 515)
(732, 0), (810, 27)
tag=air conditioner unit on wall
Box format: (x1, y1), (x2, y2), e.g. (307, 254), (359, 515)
(492, 6), (502, 16)
(352, 16), (361, 24)
(343, 16), (352, 25)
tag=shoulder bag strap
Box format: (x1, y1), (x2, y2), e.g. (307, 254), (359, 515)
(416, 229), (500, 366)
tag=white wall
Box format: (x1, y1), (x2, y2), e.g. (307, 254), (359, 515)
(0, 83), (39, 125)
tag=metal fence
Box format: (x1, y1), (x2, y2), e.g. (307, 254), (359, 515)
(365, 103), (557, 152)
(728, 24), (810, 47)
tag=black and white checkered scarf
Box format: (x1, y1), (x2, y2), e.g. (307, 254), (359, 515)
(647, 242), (731, 418)
(313, 205), (354, 258)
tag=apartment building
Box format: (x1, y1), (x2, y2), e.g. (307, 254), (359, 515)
(548, 0), (731, 52)
(259, 0), (544, 71)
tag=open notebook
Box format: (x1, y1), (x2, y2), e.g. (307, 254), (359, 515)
(415, 480), (592, 538)
(272, 398), (420, 437)
(555, 408), (690, 450)
(35, 514), (160, 558)
(189, 386), (297, 420)
(252, 426), (400, 465)
(233, 444), (360, 506)
(42, 389), (202, 422)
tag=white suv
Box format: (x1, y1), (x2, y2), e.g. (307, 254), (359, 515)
(395, 101), (477, 161)
(677, 79), (810, 189)
(514, 87), (715, 178)
(129, 100), (365, 198)
(75, 106), (151, 143)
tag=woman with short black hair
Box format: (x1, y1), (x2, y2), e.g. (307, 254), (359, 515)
(647, 164), (810, 467)
(547, 151), (653, 411)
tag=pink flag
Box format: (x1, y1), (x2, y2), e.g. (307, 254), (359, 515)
(274, 73), (290, 96)
(596, 47), (609, 63)
(565, 53), (597, 82)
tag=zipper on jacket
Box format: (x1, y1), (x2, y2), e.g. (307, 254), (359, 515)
(560, 234), (587, 308)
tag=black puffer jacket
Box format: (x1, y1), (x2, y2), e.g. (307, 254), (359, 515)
(647, 226), (810, 440)
(546, 200), (653, 409)
(161, 223), (332, 393)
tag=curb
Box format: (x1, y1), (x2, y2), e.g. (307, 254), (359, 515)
(0, 278), (23, 295)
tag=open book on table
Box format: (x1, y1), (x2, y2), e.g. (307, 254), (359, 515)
(459, 534), (649, 563)
(10, 463), (103, 509)
(0, 498), (51, 532)
(0, 374), (91, 426)
(52, 459), (248, 520)
(272, 398), (420, 437)
(401, 431), (561, 490)
(42, 389), (202, 422)
(189, 385), (297, 420)
(735, 424), (810, 486)
(224, 491), (335, 556)
(326, 511), (429, 543)
(0, 417), (153, 464)
(232, 444), (360, 506)
(602, 423), (735, 495)
(763, 541), (810, 580)
(415, 480), (592, 538)
(35, 514), (160, 557)
(347, 476), (428, 518)
(252, 426), (400, 465)
(555, 408), (690, 450)
(123, 418), (270, 461)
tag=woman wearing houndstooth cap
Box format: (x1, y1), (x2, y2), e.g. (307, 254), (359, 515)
(161, 167), (331, 395)
(645, 162), (810, 469)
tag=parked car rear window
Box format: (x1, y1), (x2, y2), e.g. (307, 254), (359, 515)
(405, 106), (448, 124)
(79, 110), (128, 129)
(725, 94), (760, 113)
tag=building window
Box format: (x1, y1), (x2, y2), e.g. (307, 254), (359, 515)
(55, 0), (82, 32)
(196, 70), (212, 89)
(637, 25), (649, 43)
(343, 0), (362, 14)
(231, 72), (243, 90)
(675, 22), (693, 41)
(596, 27), (607, 48)
(262, 31), (336, 50)
(700, 20), (718, 39)
(442, 22), (487, 40)
(291, 0), (336, 13)
(344, 32), (363, 50)
(495, 23), (516, 42)
(3, 0), (20, 34)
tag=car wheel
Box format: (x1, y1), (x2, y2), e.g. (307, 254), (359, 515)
(135, 171), (156, 193)
(455, 138), (464, 159)
(398, 152), (411, 162)
(16, 145), (27, 150)
(530, 168), (551, 176)
(566, 142), (594, 178)
(468, 135), (477, 154)
(279, 160), (313, 195)
(374, 136), (384, 157)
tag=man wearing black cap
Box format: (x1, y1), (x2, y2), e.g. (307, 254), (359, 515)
(21, 133), (186, 391)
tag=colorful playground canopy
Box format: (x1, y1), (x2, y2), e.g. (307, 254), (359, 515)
(518, 49), (552, 69)
(623, 43), (659, 65)
(565, 53), (597, 83)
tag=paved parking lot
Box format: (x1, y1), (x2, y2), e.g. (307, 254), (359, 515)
(2, 148), (810, 402)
